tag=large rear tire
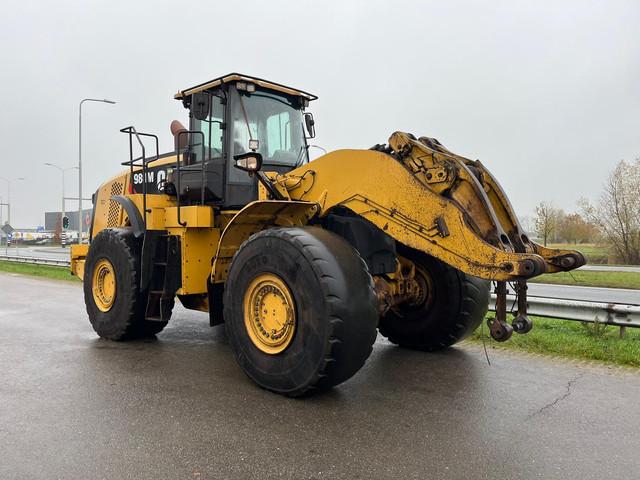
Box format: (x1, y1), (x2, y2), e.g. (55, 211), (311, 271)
(378, 246), (490, 351)
(84, 228), (169, 340)
(223, 226), (378, 397)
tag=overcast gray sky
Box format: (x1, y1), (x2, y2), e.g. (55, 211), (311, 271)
(1, 0), (638, 228)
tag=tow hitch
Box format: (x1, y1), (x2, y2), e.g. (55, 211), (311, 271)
(487, 280), (533, 341)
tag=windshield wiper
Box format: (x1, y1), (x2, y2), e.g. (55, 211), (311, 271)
(237, 93), (256, 148)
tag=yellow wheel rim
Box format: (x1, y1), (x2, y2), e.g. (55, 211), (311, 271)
(243, 273), (296, 355)
(92, 258), (117, 312)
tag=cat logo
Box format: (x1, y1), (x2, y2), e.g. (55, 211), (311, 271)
(157, 169), (167, 191)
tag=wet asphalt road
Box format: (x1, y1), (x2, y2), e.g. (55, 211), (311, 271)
(526, 283), (639, 305)
(1, 273), (640, 480)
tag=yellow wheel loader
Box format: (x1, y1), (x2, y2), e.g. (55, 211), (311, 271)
(71, 73), (585, 396)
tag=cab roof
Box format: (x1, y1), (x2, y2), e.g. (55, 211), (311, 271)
(174, 73), (318, 101)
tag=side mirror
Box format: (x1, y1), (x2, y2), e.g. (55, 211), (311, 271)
(191, 92), (210, 120)
(233, 152), (263, 173)
(304, 112), (316, 138)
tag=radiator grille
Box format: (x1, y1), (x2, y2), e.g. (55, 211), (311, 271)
(107, 182), (124, 227)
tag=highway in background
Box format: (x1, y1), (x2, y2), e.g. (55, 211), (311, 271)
(526, 283), (639, 306)
(0, 246), (70, 259)
(580, 264), (640, 273)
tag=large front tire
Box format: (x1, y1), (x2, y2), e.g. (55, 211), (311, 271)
(84, 228), (168, 340)
(224, 227), (378, 397)
(378, 246), (490, 351)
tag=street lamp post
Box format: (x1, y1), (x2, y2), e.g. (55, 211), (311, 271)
(45, 163), (78, 246)
(0, 176), (25, 225)
(79, 98), (116, 242)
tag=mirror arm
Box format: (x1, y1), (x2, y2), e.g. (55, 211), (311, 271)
(256, 172), (286, 200)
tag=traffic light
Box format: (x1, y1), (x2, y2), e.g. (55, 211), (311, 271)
(62, 216), (69, 229)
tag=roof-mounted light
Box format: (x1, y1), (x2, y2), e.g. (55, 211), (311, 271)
(236, 81), (255, 93)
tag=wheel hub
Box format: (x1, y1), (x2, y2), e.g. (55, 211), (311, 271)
(92, 258), (116, 312)
(243, 273), (296, 355)
(411, 264), (434, 310)
(374, 257), (434, 315)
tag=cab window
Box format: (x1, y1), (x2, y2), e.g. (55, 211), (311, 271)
(266, 112), (292, 156)
(192, 95), (225, 162)
(229, 88), (308, 184)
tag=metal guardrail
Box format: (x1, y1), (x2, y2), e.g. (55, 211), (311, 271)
(1, 254), (638, 329)
(0, 255), (70, 267)
(489, 295), (640, 328)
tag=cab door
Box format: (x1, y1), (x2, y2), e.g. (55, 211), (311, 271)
(223, 86), (309, 208)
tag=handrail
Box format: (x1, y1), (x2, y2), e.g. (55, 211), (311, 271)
(119, 126), (160, 230)
(118, 126), (208, 230)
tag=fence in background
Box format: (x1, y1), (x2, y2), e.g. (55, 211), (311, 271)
(489, 294), (640, 336)
(0, 254), (70, 267)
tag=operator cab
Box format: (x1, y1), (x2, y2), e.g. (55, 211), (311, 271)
(174, 73), (317, 208)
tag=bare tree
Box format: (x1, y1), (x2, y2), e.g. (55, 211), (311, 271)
(518, 215), (535, 237)
(534, 202), (562, 246)
(581, 158), (640, 264)
(558, 212), (598, 244)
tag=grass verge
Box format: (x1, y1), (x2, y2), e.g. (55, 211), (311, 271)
(547, 243), (610, 265)
(0, 260), (79, 282)
(530, 270), (640, 289)
(467, 314), (640, 368)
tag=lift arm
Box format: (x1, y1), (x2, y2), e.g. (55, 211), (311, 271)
(263, 132), (585, 341)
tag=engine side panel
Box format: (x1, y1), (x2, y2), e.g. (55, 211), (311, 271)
(91, 172), (130, 239)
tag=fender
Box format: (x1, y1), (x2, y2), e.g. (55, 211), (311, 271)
(111, 195), (145, 238)
(211, 200), (319, 283)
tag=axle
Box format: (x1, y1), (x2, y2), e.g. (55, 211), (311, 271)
(373, 257), (424, 315)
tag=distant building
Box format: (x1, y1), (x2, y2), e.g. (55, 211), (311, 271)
(44, 209), (92, 231)
(10, 228), (53, 243)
